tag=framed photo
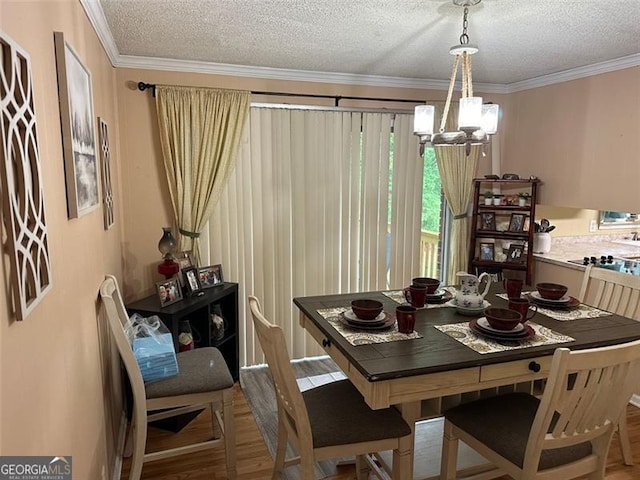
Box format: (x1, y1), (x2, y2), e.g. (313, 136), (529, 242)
(479, 212), (496, 231)
(174, 250), (194, 288)
(182, 266), (203, 296)
(506, 244), (525, 263)
(54, 32), (100, 218)
(156, 277), (183, 307)
(198, 264), (224, 288)
(479, 243), (495, 261)
(508, 213), (526, 232)
(175, 250), (194, 270)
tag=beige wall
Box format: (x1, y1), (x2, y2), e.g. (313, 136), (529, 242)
(1, 1), (124, 479)
(501, 67), (640, 212)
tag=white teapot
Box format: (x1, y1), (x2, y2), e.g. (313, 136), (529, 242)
(453, 271), (492, 309)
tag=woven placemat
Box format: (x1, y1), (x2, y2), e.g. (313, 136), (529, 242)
(434, 321), (574, 354)
(382, 287), (456, 309)
(495, 292), (613, 321)
(317, 307), (421, 346)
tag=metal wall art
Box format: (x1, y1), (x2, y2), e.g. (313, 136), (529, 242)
(54, 31), (100, 218)
(0, 30), (53, 320)
(98, 117), (114, 229)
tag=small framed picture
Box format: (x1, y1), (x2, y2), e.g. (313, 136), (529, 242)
(479, 212), (496, 231)
(508, 213), (526, 232)
(174, 251), (194, 288)
(506, 244), (525, 263)
(156, 277), (183, 307)
(175, 250), (195, 270)
(479, 243), (495, 261)
(198, 264), (224, 288)
(182, 266), (203, 296)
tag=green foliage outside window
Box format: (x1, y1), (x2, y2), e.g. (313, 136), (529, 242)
(387, 136), (441, 234)
(421, 148), (442, 233)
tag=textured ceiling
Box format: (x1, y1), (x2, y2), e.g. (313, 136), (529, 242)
(96, 0), (640, 87)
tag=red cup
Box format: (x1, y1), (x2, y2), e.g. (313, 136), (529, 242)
(404, 285), (427, 307)
(508, 297), (537, 322)
(396, 305), (417, 334)
(504, 278), (524, 299)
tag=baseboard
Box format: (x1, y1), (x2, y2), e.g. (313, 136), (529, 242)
(112, 410), (128, 480)
(631, 394), (640, 408)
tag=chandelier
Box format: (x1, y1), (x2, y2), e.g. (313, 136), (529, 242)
(414, 0), (499, 155)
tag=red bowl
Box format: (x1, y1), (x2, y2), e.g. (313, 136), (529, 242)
(484, 307), (522, 331)
(412, 277), (440, 294)
(536, 282), (568, 300)
(351, 299), (384, 320)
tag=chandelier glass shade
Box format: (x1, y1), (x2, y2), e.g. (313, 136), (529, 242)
(414, 0), (499, 154)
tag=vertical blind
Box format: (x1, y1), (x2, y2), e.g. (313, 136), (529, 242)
(206, 107), (422, 366)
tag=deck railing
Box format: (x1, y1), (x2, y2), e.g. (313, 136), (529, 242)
(420, 230), (440, 278)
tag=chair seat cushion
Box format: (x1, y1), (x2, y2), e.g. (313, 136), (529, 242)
(145, 347), (233, 399)
(302, 379), (411, 448)
(444, 392), (592, 470)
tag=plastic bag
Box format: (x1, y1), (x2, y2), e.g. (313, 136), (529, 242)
(125, 313), (179, 382)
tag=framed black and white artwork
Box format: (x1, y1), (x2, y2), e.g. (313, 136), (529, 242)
(54, 31), (99, 218)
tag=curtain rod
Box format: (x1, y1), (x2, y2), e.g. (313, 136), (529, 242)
(136, 81), (425, 106)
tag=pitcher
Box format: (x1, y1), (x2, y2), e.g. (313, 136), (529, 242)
(454, 271), (492, 308)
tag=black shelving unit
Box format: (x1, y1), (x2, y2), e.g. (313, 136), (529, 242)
(126, 282), (239, 382)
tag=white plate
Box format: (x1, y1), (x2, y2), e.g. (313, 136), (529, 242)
(530, 291), (570, 304)
(477, 317), (524, 333)
(343, 309), (385, 323)
(453, 299), (491, 310)
(426, 289), (446, 298)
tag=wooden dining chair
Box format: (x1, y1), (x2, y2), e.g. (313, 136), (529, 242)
(440, 338), (640, 480)
(578, 264), (640, 465)
(100, 275), (236, 480)
(247, 295), (412, 480)
(578, 264), (640, 321)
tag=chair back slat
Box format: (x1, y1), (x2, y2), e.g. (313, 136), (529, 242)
(99, 275), (147, 422)
(524, 339), (640, 471)
(579, 265), (640, 320)
(248, 296), (313, 450)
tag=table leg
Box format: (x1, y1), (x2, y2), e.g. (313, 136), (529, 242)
(393, 400), (420, 479)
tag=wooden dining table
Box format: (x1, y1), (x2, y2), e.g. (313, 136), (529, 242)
(293, 284), (640, 479)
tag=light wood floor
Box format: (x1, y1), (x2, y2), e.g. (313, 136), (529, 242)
(122, 384), (640, 480)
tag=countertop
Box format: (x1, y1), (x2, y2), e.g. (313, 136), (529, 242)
(533, 235), (640, 271)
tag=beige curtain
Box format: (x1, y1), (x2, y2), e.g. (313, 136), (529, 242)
(155, 85), (250, 262)
(430, 100), (481, 283)
(435, 142), (481, 283)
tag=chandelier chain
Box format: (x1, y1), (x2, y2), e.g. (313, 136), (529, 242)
(460, 7), (470, 44)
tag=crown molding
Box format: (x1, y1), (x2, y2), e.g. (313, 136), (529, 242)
(505, 54), (640, 93)
(82, 0), (639, 95)
(80, 0), (119, 66)
(115, 53), (509, 94)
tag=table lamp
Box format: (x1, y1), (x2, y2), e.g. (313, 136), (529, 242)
(157, 227), (180, 278)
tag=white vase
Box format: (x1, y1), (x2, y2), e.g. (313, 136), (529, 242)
(533, 232), (551, 254)
(484, 198), (493, 205)
(518, 198), (527, 206)
(493, 197), (501, 206)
